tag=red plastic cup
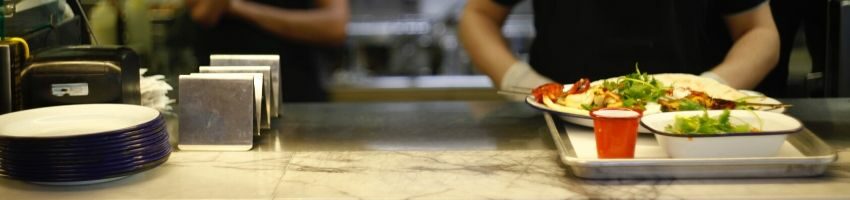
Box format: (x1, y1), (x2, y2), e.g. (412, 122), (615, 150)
(590, 108), (642, 159)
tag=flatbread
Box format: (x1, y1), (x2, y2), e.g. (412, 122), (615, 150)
(587, 73), (747, 100)
(651, 73), (748, 100)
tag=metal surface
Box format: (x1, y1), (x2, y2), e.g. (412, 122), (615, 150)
(232, 99), (850, 154)
(177, 75), (254, 151)
(545, 112), (838, 179)
(199, 66), (272, 129)
(251, 101), (550, 152)
(210, 55), (280, 118)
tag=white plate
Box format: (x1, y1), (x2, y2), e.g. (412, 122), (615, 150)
(640, 110), (802, 158)
(525, 85), (786, 133)
(0, 104), (160, 138)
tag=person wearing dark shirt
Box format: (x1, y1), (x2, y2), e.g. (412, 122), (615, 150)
(459, 0), (779, 94)
(767, 0), (827, 97)
(185, 0), (348, 102)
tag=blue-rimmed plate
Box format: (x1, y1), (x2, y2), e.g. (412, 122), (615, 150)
(0, 104), (161, 140)
(0, 130), (168, 161)
(0, 116), (165, 147)
(0, 150), (170, 185)
(0, 137), (170, 168)
(0, 123), (165, 153)
(0, 141), (171, 175)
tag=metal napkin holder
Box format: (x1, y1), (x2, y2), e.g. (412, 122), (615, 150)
(209, 55), (280, 117)
(199, 66), (272, 129)
(177, 74), (256, 151)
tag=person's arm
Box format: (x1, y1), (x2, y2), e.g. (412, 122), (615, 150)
(229, 0), (349, 46)
(458, 0), (519, 87)
(185, 0), (231, 28)
(709, 2), (780, 89)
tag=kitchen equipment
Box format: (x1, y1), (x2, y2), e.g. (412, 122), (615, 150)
(0, 39), (28, 114)
(20, 45), (140, 109)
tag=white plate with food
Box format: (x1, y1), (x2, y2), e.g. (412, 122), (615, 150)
(525, 72), (788, 133)
(640, 110), (803, 158)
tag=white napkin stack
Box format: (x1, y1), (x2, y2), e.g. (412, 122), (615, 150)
(140, 68), (175, 112)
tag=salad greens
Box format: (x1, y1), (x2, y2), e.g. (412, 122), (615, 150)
(601, 65), (668, 110)
(665, 110), (757, 134)
(676, 98), (706, 111)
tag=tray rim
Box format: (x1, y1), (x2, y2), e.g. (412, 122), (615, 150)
(543, 113), (839, 178)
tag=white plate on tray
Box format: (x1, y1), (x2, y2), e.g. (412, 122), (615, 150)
(542, 113), (836, 179)
(525, 83), (786, 133)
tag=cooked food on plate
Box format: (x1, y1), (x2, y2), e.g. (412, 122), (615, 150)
(531, 68), (789, 115)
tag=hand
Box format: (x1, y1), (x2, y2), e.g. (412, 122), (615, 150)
(499, 61), (554, 101)
(700, 71), (730, 86)
(185, 0), (232, 27)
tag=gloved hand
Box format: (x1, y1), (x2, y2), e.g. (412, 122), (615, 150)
(499, 61), (554, 101)
(700, 71), (730, 86)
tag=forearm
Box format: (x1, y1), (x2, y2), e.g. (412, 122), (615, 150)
(712, 2), (779, 89)
(229, 0), (348, 45)
(712, 28), (779, 89)
(458, 0), (517, 86)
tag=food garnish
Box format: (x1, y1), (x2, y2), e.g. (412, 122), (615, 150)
(597, 66), (667, 111)
(664, 110), (759, 134)
(529, 66), (790, 114)
(658, 90), (790, 112)
(531, 83), (564, 104)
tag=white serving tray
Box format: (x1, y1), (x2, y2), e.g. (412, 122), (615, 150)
(543, 113), (837, 179)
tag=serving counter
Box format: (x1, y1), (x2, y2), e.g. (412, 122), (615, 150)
(1, 99), (849, 199)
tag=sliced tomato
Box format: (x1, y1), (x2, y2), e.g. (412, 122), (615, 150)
(532, 83), (564, 103)
(566, 78), (591, 95)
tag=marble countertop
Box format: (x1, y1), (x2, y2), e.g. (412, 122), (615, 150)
(1, 99), (849, 199)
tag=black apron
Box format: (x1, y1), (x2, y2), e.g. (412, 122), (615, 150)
(524, 0), (753, 84)
(193, 0), (328, 102)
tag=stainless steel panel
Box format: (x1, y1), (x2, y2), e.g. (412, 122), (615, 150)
(199, 66), (272, 129)
(177, 75), (255, 151)
(210, 55), (280, 117)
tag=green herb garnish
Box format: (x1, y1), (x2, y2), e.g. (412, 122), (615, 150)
(677, 98), (706, 111)
(665, 110), (756, 134)
(599, 64), (668, 110)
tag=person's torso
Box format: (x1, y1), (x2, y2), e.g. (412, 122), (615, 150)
(193, 0), (329, 102)
(528, 0), (734, 83)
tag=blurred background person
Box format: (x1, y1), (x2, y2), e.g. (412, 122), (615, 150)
(184, 0), (349, 102)
(90, 0), (153, 66)
(767, 0), (827, 97)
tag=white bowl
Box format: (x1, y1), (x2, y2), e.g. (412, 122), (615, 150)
(640, 110), (803, 158)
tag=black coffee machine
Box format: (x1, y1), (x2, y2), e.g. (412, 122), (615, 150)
(20, 45), (140, 109)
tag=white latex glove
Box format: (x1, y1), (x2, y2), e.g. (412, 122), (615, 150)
(500, 61), (553, 101)
(700, 71), (730, 86)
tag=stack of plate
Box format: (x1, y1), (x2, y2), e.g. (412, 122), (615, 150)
(0, 104), (171, 185)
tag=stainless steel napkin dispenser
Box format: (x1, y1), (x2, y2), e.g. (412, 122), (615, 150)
(20, 46), (141, 109)
(178, 74), (256, 151)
